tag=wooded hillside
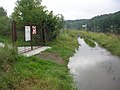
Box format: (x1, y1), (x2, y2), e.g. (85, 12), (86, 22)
(65, 11), (120, 34)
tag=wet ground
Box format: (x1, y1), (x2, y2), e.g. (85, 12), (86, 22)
(68, 37), (120, 90)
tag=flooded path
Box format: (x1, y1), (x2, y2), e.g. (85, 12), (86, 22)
(68, 37), (120, 90)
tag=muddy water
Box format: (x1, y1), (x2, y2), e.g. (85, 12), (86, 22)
(68, 37), (120, 90)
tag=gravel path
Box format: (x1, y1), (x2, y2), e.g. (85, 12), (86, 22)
(0, 42), (51, 57)
(21, 46), (51, 57)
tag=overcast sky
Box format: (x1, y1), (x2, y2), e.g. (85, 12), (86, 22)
(0, 0), (120, 20)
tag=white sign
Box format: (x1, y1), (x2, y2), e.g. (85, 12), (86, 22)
(82, 24), (87, 28)
(82, 25), (85, 28)
(25, 26), (31, 41)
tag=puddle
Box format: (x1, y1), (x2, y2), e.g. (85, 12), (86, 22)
(68, 37), (120, 90)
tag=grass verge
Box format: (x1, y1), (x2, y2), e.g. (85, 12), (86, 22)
(0, 35), (11, 43)
(45, 30), (79, 63)
(0, 30), (79, 90)
(84, 38), (96, 47)
(80, 31), (120, 56)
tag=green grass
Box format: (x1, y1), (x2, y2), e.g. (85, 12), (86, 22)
(0, 44), (17, 89)
(83, 38), (96, 47)
(46, 30), (79, 63)
(80, 31), (120, 56)
(0, 30), (79, 90)
(0, 35), (41, 47)
(0, 56), (74, 90)
(0, 35), (12, 43)
(10, 56), (74, 90)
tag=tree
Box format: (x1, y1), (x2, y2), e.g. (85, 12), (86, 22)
(87, 11), (120, 34)
(0, 16), (11, 36)
(0, 7), (7, 17)
(12, 0), (64, 45)
(0, 7), (11, 36)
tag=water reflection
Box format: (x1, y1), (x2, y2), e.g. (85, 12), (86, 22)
(68, 37), (120, 90)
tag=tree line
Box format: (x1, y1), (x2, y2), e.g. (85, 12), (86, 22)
(65, 11), (120, 34)
(88, 11), (120, 34)
(64, 19), (89, 30)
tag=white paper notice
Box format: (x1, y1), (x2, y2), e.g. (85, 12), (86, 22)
(25, 26), (31, 41)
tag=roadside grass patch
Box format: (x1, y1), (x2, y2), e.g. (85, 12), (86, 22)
(46, 30), (79, 63)
(0, 54), (75, 90)
(0, 30), (79, 90)
(9, 56), (74, 90)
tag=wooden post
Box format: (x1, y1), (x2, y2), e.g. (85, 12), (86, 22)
(44, 23), (47, 45)
(30, 25), (33, 50)
(12, 20), (18, 53)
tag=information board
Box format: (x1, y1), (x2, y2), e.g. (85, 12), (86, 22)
(25, 26), (31, 41)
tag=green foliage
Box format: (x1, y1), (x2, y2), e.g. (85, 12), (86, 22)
(0, 30), (79, 90)
(0, 44), (17, 71)
(65, 11), (120, 34)
(9, 56), (74, 90)
(0, 35), (11, 43)
(0, 55), (74, 90)
(84, 38), (96, 47)
(12, 0), (43, 23)
(12, 0), (64, 45)
(88, 11), (120, 34)
(0, 44), (18, 89)
(0, 16), (11, 36)
(65, 19), (89, 30)
(0, 7), (7, 17)
(46, 30), (79, 63)
(0, 7), (11, 36)
(81, 31), (120, 56)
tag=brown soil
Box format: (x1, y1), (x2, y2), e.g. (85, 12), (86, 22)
(35, 52), (64, 64)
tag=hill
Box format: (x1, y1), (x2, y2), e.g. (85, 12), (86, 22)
(65, 11), (120, 34)
(64, 19), (89, 30)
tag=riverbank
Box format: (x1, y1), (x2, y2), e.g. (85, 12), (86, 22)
(0, 30), (79, 90)
(80, 31), (120, 56)
(68, 32), (120, 90)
